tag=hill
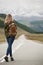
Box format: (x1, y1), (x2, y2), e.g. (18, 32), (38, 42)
(15, 20), (43, 33)
(16, 20), (43, 33)
(0, 13), (43, 33)
(0, 14), (6, 28)
(0, 13), (6, 19)
(30, 20), (43, 33)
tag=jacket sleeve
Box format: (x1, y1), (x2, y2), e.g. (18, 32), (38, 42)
(4, 23), (9, 37)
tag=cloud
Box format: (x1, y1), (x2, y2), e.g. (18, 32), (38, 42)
(0, 0), (43, 17)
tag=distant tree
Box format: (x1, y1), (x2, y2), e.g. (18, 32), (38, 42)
(0, 20), (4, 28)
(0, 14), (6, 19)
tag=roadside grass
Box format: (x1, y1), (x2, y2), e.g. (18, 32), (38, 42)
(15, 27), (43, 43)
(0, 35), (5, 42)
(0, 28), (43, 43)
(25, 34), (43, 42)
(0, 28), (5, 43)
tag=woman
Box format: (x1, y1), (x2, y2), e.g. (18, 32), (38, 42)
(4, 14), (17, 62)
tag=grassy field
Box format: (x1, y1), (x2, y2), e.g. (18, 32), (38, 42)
(0, 28), (5, 42)
(0, 27), (43, 43)
(25, 34), (43, 42)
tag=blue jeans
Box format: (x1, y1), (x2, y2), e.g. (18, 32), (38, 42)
(6, 36), (15, 57)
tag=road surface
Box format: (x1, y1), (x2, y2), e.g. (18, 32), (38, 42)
(0, 35), (43, 65)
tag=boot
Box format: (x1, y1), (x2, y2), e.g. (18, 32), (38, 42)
(10, 57), (14, 61)
(4, 56), (9, 62)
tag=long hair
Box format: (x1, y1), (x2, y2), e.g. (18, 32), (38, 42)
(5, 14), (13, 23)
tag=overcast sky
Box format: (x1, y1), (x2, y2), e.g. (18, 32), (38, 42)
(0, 0), (43, 17)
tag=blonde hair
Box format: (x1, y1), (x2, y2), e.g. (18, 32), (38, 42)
(5, 14), (13, 23)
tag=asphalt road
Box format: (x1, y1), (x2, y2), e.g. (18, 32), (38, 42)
(0, 35), (43, 65)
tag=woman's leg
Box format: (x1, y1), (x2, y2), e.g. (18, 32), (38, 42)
(9, 37), (14, 57)
(6, 37), (15, 57)
(9, 37), (15, 61)
(4, 36), (15, 62)
(4, 37), (9, 62)
(6, 37), (10, 56)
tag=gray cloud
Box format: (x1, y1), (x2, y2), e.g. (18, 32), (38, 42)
(0, 0), (43, 17)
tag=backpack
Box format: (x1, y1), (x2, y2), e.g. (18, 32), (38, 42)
(9, 22), (17, 36)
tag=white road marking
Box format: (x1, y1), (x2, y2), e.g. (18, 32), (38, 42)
(0, 35), (25, 63)
(0, 43), (24, 63)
